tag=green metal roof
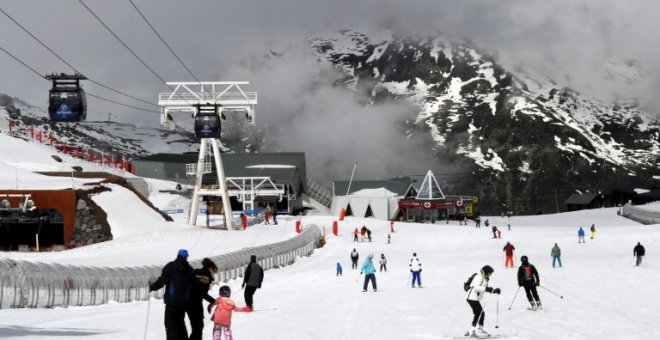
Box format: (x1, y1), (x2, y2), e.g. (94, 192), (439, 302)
(564, 193), (596, 205)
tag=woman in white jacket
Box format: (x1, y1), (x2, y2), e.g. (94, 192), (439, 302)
(466, 265), (501, 337)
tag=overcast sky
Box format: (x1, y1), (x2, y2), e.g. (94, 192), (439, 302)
(1, 0), (658, 181)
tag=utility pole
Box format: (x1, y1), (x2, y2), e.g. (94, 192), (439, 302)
(107, 112), (111, 125)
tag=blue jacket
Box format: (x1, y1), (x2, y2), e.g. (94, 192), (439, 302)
(336, 263), (343, 271)
(578, 228), (585, 236)
(361, 257), (376, 275)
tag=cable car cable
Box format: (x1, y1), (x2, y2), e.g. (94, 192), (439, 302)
(0, 7), (159, 109)
(0, 43), (160, 114)
(124, 0), (240, 140)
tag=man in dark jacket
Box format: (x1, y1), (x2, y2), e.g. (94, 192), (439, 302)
(634, 242), (646, 266)
(517, 255), (541, 310)
(150, 249), (195, 340)
(242, 254), (264, 309)
(187, 258), (217, 340)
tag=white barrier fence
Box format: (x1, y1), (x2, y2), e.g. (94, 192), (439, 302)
(0, 225), (321, 309)
(621, 204), (660, 225)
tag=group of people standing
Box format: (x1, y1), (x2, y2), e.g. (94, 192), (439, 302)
(150, 250), (264, 340)
(348, 249), (423, 292)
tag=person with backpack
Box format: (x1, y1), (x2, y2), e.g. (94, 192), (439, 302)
(242, 255), (264, 310)
(379, 254), (387, 272)
(633, 242), (646, 266)
(551, 243), (562, 268)
(409, 252), (422, 288)
(517, 255), (542, 310)
(209, 285), (252, 340)
(503, 242), (515, 268)
(350, 248), (359, 269)
(578, 227), (586, 243)
(465, 265), (501, 338)
(361, 254), (377, 292)
(149, 249), (195, 340)
(187, 258), (218, 340)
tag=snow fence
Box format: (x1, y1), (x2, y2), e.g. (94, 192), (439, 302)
(621, 204), (660, 225)
(0, 224), (322, 309)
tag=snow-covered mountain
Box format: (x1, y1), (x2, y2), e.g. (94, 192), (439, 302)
(310, 31), (660, 213)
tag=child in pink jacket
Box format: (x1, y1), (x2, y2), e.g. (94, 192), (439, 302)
(209, 285), (252, 340)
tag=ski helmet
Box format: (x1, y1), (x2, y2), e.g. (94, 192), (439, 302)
(481, 265), (494, 275)
(521, 255), (529, 263)
(219, 285), (231, 297)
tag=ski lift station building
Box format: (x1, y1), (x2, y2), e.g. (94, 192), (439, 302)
(133, 152), (306, 214)
(330, 170), (478, 222)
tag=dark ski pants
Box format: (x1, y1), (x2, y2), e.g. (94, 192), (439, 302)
(636, 255), (643, 266)
(380, 264), (387, 272)
(187, 302), (205, 340)
(164, 304), (188, 340)
(351, 259), (358, 269)
(411, 270), (421, 287)
(552, 256), (562, 268)
(363, 273), (377, 291)
(467, 300), (485, 327)
(524, 285), (540, 304)
(244, 285), (258, 309)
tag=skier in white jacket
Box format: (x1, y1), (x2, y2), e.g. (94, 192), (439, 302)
(466, 265), (501, 337)
(409, 252), (422, 287)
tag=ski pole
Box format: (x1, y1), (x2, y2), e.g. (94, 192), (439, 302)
(143, 296), (151, 340)
(495, 293), (500, 329)
(539, 285), (564, 299)
(355, 272), (362, 283)
(405, 272), (412, 287)
(508, 286), (521, 310)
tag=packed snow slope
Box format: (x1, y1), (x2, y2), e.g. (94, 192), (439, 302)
(1, 207), (659, 340)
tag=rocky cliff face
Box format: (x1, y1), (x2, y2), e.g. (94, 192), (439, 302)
(311, 31), (660, 213)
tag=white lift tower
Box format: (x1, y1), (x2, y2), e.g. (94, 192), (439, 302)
(158, 82), (257, 228)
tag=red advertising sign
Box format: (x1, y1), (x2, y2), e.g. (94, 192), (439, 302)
(399, 198), (474, 210)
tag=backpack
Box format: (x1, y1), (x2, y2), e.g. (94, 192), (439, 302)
(463, 273), (477, 292)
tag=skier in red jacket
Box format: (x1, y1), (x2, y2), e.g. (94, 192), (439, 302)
(503, 242), (515, 268)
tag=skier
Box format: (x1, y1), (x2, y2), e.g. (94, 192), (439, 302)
(336, 262), (343, 276)
(387, 233), (391, 244)
(578, 227), (586, 243)
(410, 252), (422, 287)
(633, 242), (645, 266)
(466, 265), (501, 337)
(242, 255), (264, 310)
(367, 228), (372, 242)
(379, 253), (387, 272)
(187, 258), (218, 340)
(497, 229), (502, 239)
(475, 215), (481, 228)
(263, 207), (270, 225)
(209, 286), (252, 340)
(272, 209), (278, 225)
(491, 226), (498, 239)
(361, 253), (377, 292)
(517, 255), (542, 310)
(503, 242), (515, 268)
(590, 224), (596, 239)
(350, 248), (359, 269)
(353, 228), (359, 242)
(484, 219), (490, 228)
(149, 249), (195, 340)
(551, 243), (562, 268)
(507, 223), (511, 231)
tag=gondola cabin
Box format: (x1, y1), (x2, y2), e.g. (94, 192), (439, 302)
(46, 73), (87, 122)
(193, 104), (222, 139)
